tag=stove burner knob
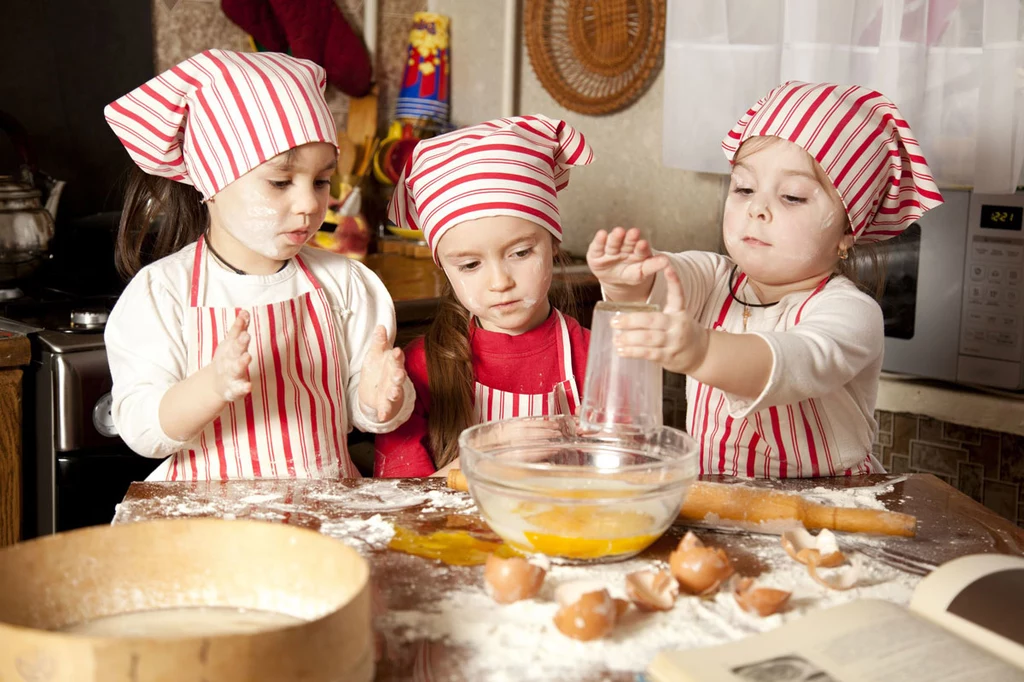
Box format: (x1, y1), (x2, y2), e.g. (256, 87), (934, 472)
(93, 393), (118, 437)
(70, 309), (109, 329)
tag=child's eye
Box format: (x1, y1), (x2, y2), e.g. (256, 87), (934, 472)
(732, 187), (754, 196)
(457, 261), (480, 272)
(269, 180), (291, 189)
(512, 247), (534, 258)
(314, 179), (332, 189)
(782, 194), (807, 204)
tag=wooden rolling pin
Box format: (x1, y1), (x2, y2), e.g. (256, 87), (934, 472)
(445, 469), (916, 537)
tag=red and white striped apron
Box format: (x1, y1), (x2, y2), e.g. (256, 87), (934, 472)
(148, 236), (359, 481)
(473, 310), (580, 421)
(689, 273), (879, 479)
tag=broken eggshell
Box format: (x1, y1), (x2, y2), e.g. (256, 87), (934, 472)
(733, 577), (791, 616)
(781, 528), (845, 568)
(806, 555), (862, 591)
(625, 569), (679, 611)
(669, 531), (734, 595)
(552, 583), (619, 641)
(483, 554), (547, 604)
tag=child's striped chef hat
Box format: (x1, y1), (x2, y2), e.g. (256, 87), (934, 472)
(388, 114), (594, 260)
(105, 49), (337, 200)
(723, 81), (943, 242)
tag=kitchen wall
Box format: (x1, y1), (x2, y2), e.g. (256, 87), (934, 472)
(152, 0), (427, 131)
(874, 410), (1024, 528)
(153, 0), (728, 258)
(430, 0), (728, 258)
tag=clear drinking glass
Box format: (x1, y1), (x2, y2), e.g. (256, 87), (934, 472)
(579, 301), (664, 435)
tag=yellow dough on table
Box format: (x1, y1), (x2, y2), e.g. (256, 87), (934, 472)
(388, 526), (520, 566)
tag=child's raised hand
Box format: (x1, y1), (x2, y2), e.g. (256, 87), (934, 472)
(211, 311), (253, 401)
(610, 269), (709, 375)
(586, 227), (671, 302)
(358, 325), (408, 422)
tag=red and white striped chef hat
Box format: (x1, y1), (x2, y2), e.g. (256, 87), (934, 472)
(387, 115), (594, 259)
(722, 81), (943, 243)
(105, 49), (337, 200)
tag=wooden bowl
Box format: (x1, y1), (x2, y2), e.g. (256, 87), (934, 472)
(0, 519), (373, 682)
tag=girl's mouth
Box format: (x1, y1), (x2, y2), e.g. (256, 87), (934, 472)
(742, 236), (771, 247)
(283, 229), (311, 245)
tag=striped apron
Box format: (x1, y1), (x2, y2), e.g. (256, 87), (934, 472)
(689, 272), (881, 479)
(472, 310), (581, 421)
(148, 236), (359, 481)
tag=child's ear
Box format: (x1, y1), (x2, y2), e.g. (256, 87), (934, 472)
(840, 231), (855, 251)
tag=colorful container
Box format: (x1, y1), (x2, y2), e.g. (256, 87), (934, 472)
(395, 13), (450, 125)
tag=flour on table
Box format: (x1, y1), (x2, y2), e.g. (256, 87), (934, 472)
(238, 493), (282, 504)
(799, 476), (906, 511)
(306, 479), (432, 511)
(420, 489), (476, 512)
(321, 514), (396, 549)
(379, 534), (920, 680)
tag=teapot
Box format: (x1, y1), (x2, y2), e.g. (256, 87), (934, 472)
(0, 111), (65, 291)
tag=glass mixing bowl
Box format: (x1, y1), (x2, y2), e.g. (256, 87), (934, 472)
(458, 415), (699, 564)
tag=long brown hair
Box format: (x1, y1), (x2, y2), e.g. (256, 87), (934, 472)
(424, 245), (579, 469)
(115, 166), (209, 279)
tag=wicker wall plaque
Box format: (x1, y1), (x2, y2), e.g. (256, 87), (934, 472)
(525, 0), (666, 116)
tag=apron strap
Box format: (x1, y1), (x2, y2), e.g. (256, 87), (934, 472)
(190, 238), (323, 308)
(554, 310), (581, 410)
(190, 235), (207, 308)
(294, 254), (323, 289)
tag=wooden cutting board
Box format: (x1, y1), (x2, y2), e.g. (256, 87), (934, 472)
(347, 86), (380, 168)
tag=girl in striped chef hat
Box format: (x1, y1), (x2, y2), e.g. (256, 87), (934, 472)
(374, 115), (594, 477)
(104, 50), (413, 481)
(588, 82), (943, 478)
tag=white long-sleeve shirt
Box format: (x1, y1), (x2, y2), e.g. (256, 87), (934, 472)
(649, 251), (884, 478)
(106, 242), (415, 461)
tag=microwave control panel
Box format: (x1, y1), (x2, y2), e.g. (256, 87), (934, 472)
(960, 197), (1024, 364)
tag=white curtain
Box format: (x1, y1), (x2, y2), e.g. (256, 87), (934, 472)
(663, 0), (1024, 193)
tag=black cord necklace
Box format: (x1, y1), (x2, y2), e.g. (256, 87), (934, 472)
(727, 265), (776, 308)
(728, 265), (776, 332)
(205, 233), (287, 275)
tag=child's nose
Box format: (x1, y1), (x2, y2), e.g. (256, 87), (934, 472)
(747, 197), (771, 221)
(487, 262), (514, 291)
(293, 184), (322, 216)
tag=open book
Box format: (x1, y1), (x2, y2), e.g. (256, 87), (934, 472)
(647, 554), (1024, 682)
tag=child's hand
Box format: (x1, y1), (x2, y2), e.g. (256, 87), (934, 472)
(358, 325), (408, 422)
(610, 269), (710, 375)
(586, 227), (671, 302)
(211, 311), (253, 401)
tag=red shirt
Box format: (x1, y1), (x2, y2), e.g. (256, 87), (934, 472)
(374, 309), (590, 476)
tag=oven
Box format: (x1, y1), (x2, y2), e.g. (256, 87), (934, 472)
(22, 327), (160, 538)
(0, 210), (162, 539)
(854, 188), (1024, 389)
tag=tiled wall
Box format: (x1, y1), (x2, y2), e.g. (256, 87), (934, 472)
(874, 410), (1023, 528)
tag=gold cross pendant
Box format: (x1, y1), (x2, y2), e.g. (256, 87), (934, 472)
(742, 305), (750, 332)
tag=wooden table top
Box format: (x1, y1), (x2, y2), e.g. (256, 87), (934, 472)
(113, 474), (1024, 681)
(0, 330), (30, 369)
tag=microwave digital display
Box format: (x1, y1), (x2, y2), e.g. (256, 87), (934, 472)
(979, 204), (1023, 231)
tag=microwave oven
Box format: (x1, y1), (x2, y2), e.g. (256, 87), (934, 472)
(861, 189), (1024, 389)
